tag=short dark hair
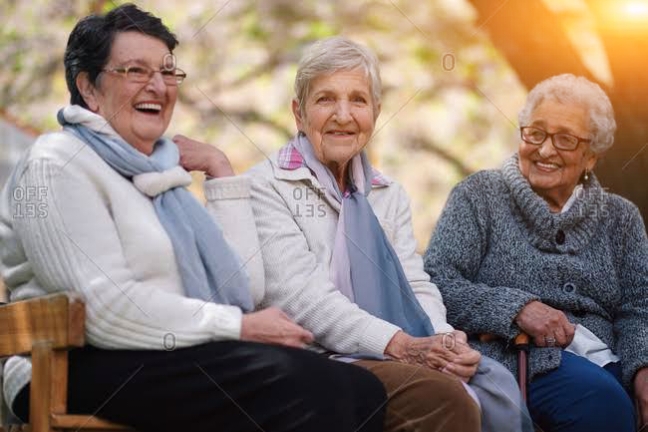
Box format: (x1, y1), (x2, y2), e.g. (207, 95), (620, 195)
(64, 3), (179, 108)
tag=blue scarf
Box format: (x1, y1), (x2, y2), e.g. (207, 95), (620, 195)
(58, 106), (252, 311)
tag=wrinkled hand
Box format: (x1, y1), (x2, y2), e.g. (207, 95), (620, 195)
(634, 368), (648, 428)
(240, 307), (314, 348)
(384, 330), (480, 382)
(515, 300), (575, 348)
(173, 134), (234, 178)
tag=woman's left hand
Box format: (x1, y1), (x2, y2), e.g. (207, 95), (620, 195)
(634, 368), (648, 427)
(173, 134), (234, 178)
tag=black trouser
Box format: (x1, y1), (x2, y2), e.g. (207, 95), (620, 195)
(13, 341), (386, 432)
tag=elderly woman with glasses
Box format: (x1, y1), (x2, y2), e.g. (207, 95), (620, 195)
(425, 74), (648, 432)
(0, 5), (388, 431)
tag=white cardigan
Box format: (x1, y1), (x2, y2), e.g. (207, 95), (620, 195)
(0, 129), (264, 406)
(248, 150), (453, 358)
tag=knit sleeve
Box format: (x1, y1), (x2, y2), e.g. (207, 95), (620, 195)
(203, 175), (265, 306)
(612, 203), (648, 387)
(251, 175), (400, 356)
(423, 178), (538, 339)
(11, 159), (243, 350)
(390, 184), (454, 333)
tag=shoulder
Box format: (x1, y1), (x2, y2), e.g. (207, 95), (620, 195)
(602, 191), (645, 230)
(443, 169), (508, 212)
(454, 169), (506, 195)
(247, 156), (276, 179)
(18, 130), (107, 177)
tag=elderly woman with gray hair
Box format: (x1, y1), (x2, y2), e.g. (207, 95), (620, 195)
(425, 74), (648, 432)
(245, 36), (533, 432)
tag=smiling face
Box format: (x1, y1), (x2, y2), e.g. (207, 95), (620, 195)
(79, 31), (177, 155)
(518, 99), (598, 211)
(293, 68), (379, 183)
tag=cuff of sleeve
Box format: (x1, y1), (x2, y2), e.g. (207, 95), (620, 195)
(204, 175), (251, 201)
(504, 291), (540, 339)
(433, 322), (455, 333)
(357, 319), (402, 356)
(203, 303), (243, 340)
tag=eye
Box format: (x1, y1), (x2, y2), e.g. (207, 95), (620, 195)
(555, 134), (578, 147)
(316, 96), (333, 103)
(126, 66), (149, 77)
(353, 96), (367, 103)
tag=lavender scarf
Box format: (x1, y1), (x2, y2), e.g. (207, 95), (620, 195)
(294, 134), (532, 432)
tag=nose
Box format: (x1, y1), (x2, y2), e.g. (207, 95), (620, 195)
(538, 134), (558, 158)
(145, 71), (167, 93)
(333, 100), (352, 123)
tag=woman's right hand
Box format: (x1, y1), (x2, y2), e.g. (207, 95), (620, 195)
(173, 134), (235, 178)
(240, 307), (314, 348)
(515, 300), (576, 347)
(384, 331), (481, 382)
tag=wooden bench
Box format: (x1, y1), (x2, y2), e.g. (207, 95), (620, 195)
(0, 293), (135, 432)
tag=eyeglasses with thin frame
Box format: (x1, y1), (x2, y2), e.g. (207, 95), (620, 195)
(520, 126), (590, 151)
(102, 65), (187, 86)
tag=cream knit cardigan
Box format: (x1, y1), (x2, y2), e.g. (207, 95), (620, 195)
(0, 129), (264, 406)
(248, 153), (453, 358)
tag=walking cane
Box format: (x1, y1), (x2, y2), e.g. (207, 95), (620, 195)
(479, 332), (531, 402)
(513, 333), (531, 403)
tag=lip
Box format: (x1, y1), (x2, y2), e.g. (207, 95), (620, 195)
(133, 101), (164, 115)
(325, 130), (356, 136)
(533, 160), (561, 172)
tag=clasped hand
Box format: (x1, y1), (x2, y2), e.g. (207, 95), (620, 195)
(515, 300), (575, 348)
(385, 330), (481, 382)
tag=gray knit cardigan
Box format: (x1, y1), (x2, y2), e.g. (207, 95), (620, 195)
(424, 154), (648, 388)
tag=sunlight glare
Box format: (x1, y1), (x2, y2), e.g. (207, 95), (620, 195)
(621, 1), (648, 18)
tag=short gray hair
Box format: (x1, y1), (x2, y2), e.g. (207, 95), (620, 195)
(517, 74), (616, 154)
(294, 36), (382, 118)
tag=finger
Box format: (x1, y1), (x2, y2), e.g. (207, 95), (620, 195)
(564, 322), (576, 344)
(534, 334), (547, 347)
(301, 330), (314, 344)
(172, 134), (188, 143)
(444, 362), (477, 380)
(553, 326), (567, 347)
(452, 351), (481, 366)
(452, 330), (468, 344)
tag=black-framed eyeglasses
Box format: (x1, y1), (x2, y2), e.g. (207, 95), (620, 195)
(102, 65), (187, 86)
(520, 126), (590, 151)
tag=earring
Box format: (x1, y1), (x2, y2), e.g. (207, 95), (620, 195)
(584, 170), (589, 181)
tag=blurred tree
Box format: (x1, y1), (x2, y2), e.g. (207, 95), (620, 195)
(468, 0), (648, 222)
(0, 0), (526, 243)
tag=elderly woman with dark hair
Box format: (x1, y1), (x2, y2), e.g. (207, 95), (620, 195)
(425, 74), (648, 432)
(0, 5), (388, 432)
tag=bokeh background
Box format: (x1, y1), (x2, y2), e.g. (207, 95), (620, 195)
(2, 0), (647, 254)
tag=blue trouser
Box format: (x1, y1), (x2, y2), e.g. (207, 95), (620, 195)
(528, 351), (635, 432)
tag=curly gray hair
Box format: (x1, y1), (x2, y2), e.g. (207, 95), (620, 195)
(294, 36), (381, 119)
(518, 74), (616, 154)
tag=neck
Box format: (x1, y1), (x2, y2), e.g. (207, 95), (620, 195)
(537, 186), (576, 213)
(327, 161), (350, 192)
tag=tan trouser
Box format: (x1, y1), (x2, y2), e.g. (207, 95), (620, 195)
(355, 360), (481, 432)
